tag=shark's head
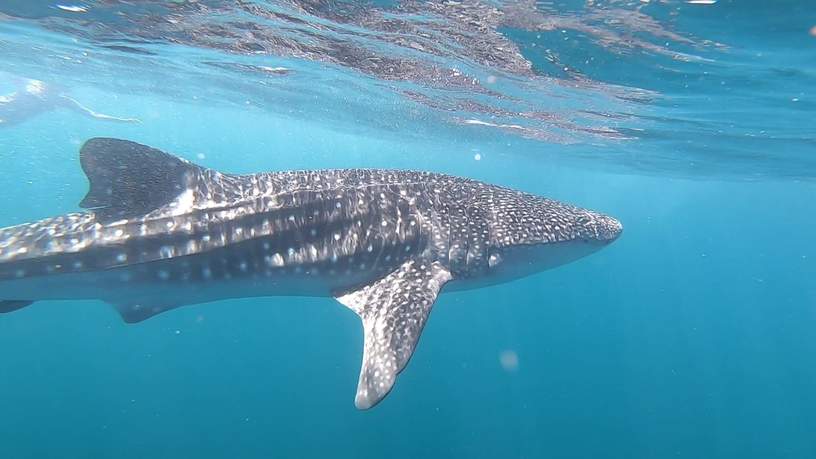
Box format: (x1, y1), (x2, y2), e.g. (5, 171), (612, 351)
(472, 187), (622, 285)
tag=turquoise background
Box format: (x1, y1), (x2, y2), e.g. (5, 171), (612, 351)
(1, 1), (815, 457)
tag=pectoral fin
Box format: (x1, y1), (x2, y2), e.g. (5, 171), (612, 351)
(336, 259), (452, 409)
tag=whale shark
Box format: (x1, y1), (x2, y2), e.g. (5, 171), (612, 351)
(0, 138), (622, 409)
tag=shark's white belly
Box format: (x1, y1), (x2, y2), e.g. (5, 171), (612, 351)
(1, 267), (325, 303)
(0, 256), (404, 308)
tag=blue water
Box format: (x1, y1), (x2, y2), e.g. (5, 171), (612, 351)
(1, 1), (815, 457)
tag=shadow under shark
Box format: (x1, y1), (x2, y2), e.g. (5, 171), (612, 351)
(0, 138), (622, 409)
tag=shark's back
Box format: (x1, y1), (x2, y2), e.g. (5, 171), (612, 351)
(0, 142), (460, 287)
(0, 140), (555, 292)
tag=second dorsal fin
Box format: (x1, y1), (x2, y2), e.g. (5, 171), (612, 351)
(79, 138), (201, 220)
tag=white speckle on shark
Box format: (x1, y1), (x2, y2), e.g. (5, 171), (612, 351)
(0, 138), (622, 410)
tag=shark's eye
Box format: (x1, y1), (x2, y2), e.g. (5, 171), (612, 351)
(488, 252), (503, 268)
(577, 215), (592, 225)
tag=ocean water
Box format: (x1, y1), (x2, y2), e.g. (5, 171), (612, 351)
(1, 1), (815, 458)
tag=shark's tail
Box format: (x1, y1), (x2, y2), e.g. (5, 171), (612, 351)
(0, 300), (33, 314)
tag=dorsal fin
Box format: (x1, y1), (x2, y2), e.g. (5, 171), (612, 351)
(79, 138), (201, 220)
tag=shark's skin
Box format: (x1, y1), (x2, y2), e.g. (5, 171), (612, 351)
(0, 138), (622, 409)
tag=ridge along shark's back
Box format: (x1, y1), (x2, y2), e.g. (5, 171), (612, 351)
(0, 137), (622, 409)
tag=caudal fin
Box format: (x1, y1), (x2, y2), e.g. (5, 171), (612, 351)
(0, 300), (34, 313)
